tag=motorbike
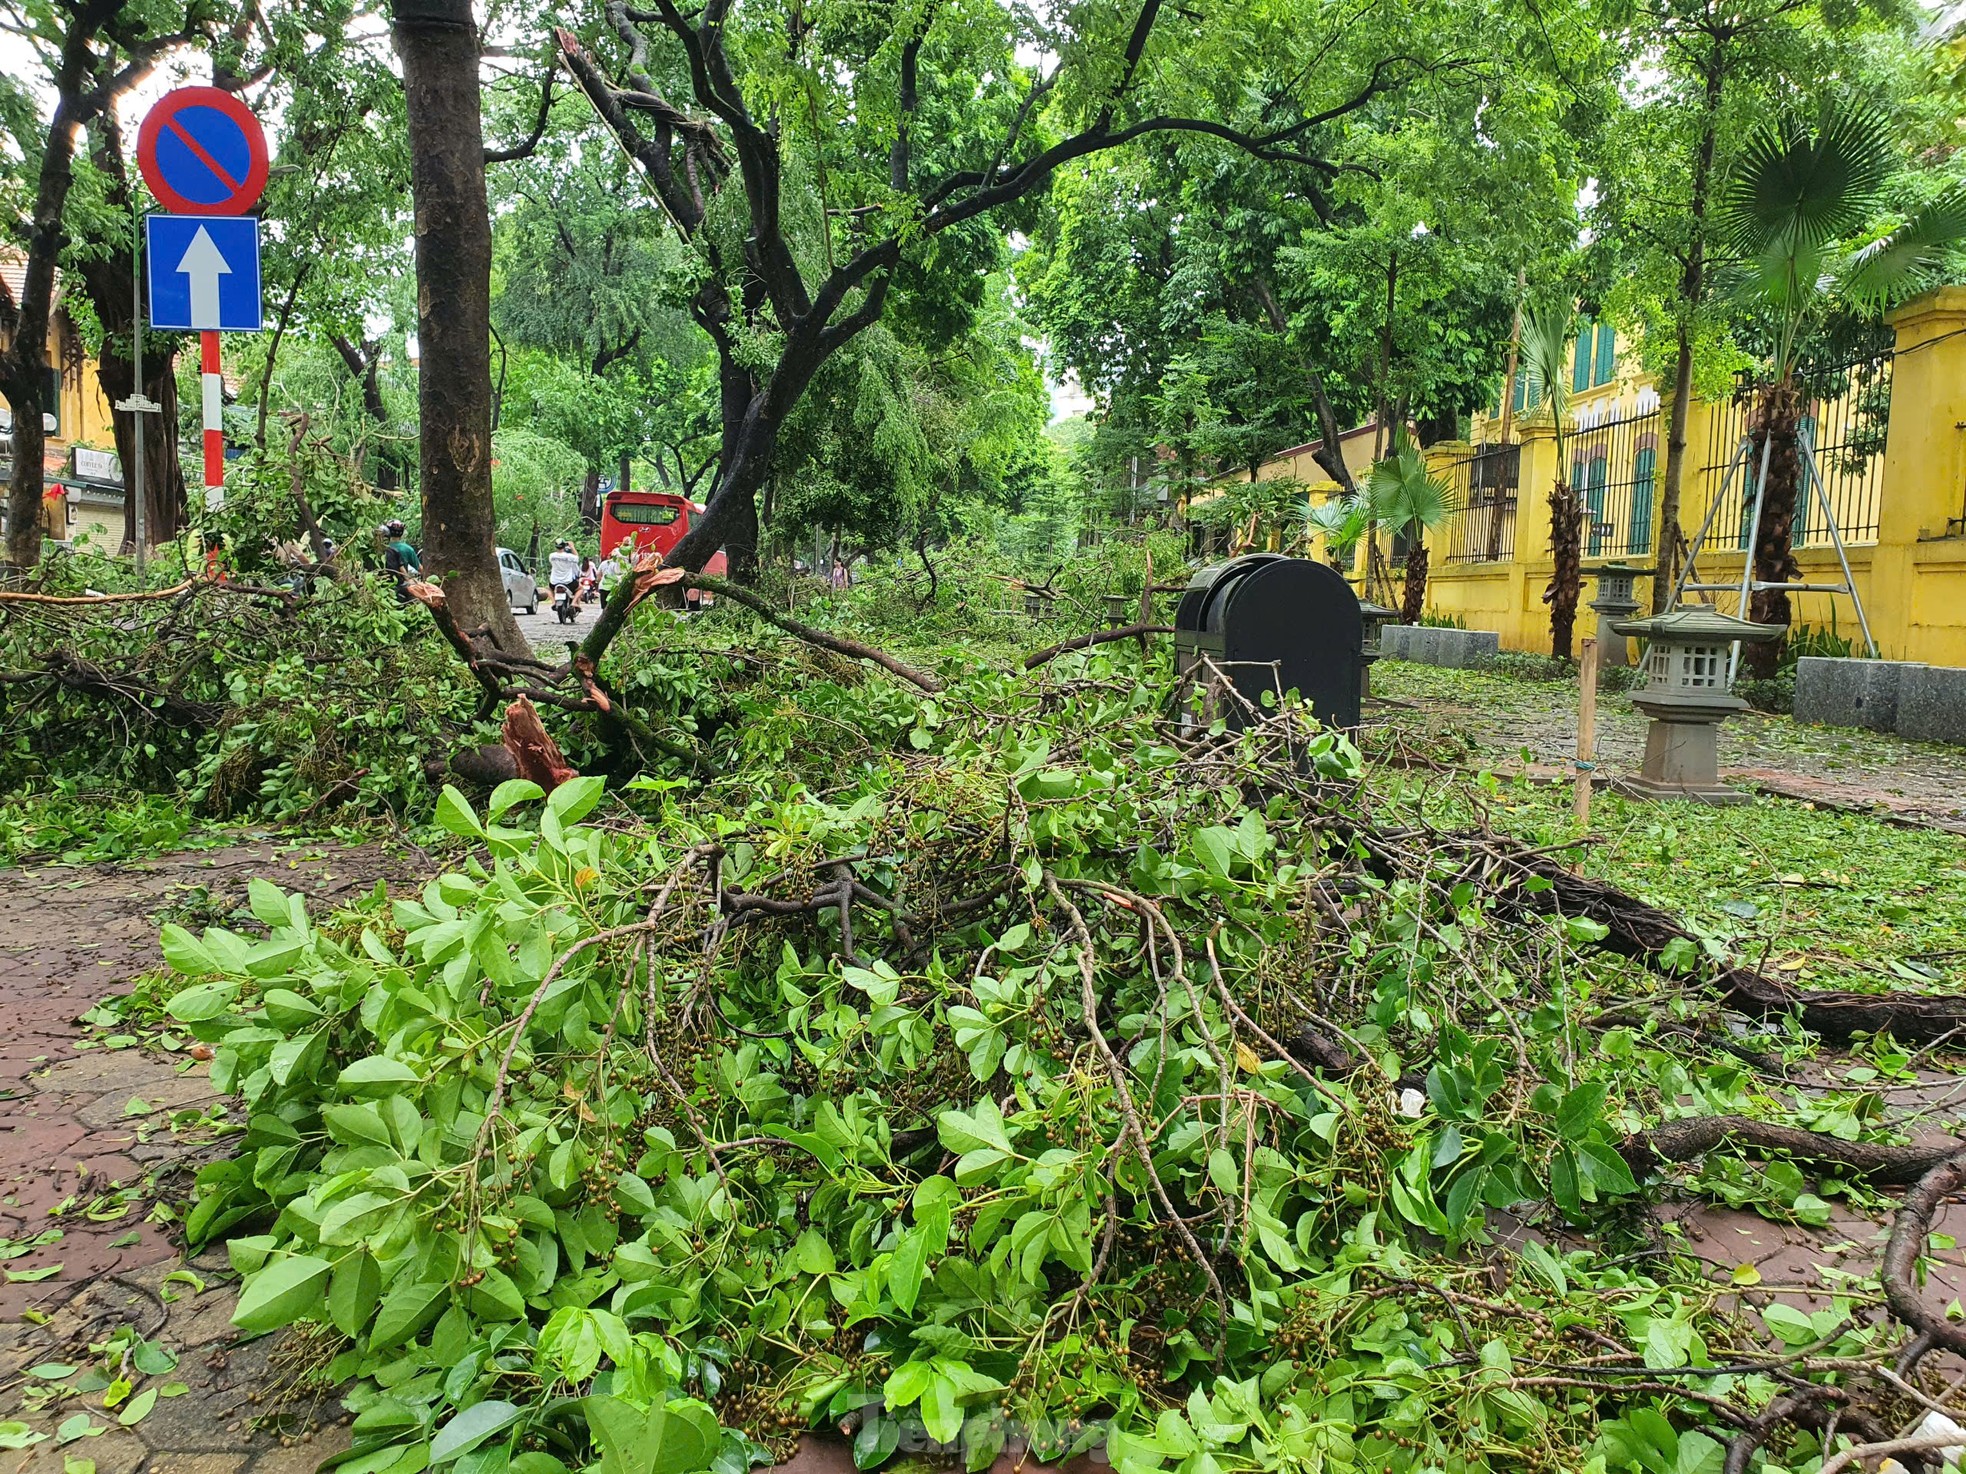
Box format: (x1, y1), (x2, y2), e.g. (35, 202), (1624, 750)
(552, 583), (578, 624)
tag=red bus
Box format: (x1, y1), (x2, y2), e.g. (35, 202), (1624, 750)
(597, 489), (727, 591)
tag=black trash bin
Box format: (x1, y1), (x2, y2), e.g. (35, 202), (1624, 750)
(1172, 555), (1362, 730)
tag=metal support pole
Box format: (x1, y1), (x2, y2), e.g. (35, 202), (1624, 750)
(1799, 426), (1879, 660)
(131, 205), (145, 576)
(1669, 439), (1750, 608)
(200, 330), (224, 509)
(1728, 432), (1778, 683)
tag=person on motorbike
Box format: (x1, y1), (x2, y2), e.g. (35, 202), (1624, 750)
(378, 520), (420, 603)
(547, 539), (582, 617)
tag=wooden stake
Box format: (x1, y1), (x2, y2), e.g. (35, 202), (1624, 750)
(1574, 636), (1599, 829)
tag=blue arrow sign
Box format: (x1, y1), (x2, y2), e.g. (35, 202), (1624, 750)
(146, 215), (262, 332)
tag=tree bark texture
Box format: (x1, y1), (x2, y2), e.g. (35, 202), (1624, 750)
(1652, 46), (1725, 613)
(1544, 480), (1584, 660)
(1744, 378), (1803, 678)
(2, 89), (84, 573)
(394, 0), (524, 651)
(1399, 540), (1428, 625)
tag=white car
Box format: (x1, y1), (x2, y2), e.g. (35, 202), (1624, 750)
(498, 547), (538, 614)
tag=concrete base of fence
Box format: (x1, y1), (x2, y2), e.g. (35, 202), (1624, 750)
(1381, 626), (1500, 670)
(1896, 665), (1966, 745)
(1793, 657), (1922, 734)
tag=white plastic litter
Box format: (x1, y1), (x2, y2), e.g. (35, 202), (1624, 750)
(1877, 1411), (1966, 1473)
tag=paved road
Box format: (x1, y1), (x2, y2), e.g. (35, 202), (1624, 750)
(518, 593), (602, 657)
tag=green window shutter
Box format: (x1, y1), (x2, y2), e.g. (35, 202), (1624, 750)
(1594, 323), (1616, 386)
(1511, 371), (1526, 414)
(1572, 325), (1591, 394)
(1630, 446), (1655, 555)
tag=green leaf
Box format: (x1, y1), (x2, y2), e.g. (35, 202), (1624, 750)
(1552, 1081), (1606, 1141)
(0, 1423), (46, 1450)
(435, 786), (485, 839)
(430, 1401), (524, 1463)
(1190, 826), (1236, 879)
(328, 1252), (382, 1338)
(585, 1395), (717, 1474)
(488, 779), (546, 822)
(854, 1413), (901, 1469)
(890, 1227), (929, 1314)
(936, 1098), (1011, 1155)
(163, 984), (234, 1022)
(337, 1058), (421, 1096)
(920, 1375), (962, 1444)
(232, 1255), (332, 1334)
(116, 1389), (157, 1427)
(158, 924), (218, 976)
(546, 776), (607, 826)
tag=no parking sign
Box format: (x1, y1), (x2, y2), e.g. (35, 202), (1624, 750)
(136, 87), (268, 216)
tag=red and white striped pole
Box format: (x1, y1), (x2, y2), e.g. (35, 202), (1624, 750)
(200, 329), (224, 508)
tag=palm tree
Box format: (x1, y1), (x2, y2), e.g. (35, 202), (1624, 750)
(1302, 491), (1372, 574)
(1365, 434), (1461, 624)
(1716, 104), (1966, 675)
(1517, 303), (1584, 659)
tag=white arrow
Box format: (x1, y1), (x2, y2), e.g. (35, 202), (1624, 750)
(175, 226), (232, 329)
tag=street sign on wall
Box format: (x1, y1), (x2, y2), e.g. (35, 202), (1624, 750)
(146, 215), (263, 331)
(135, 87), (269, 217)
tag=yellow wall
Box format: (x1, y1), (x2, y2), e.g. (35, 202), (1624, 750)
(0, 284), (123, 546)
(1400, 289), (1966, 668)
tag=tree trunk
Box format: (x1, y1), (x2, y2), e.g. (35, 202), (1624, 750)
(2, 87), (87, 572)
(580, 467), (601, 531)
(393, 0), (524, 651)
(1545, 479), (1584, 660)
(330, 334), (401, 490)
(1400, 539), (1428, 626)
(1653, 46), (1725, 613)
(3, 375), (51, 571)
(616, 450), (630, 497)
(1744, 379), (1802, 678)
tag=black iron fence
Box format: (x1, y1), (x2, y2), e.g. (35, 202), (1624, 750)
(1564, 405), (1662, 560)
(1443, 443), (1519, 563)
(1696, 349), (1892, 547)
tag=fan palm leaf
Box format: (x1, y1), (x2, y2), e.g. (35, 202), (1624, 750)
(1839, 185), (1966, 310)
(1516, 304), (1573, 454)
(1717, 105), (1893, 259)
(1366, 439), (1459, 536)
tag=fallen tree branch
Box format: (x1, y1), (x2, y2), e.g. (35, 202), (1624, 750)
(1024, 623), (1174, 670)
(0, 578), (198, 605)
(681, 574), (943, 692)
(1621, 1115), (1962, 1185)
(405, 580), (503, 712)
(1882, 1151), (1966, 1360)
(41, 650), (224, 729)
(502, 696), (577, 790)
(1479, 841), (1966, 1045)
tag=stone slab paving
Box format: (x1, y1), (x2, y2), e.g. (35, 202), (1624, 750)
(1371, 659), (1966, 826)
(0, 841), (402, 1473)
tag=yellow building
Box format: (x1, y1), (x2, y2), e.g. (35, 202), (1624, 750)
(1222, 287), (1966, 669)
(0, 253), (129, 549)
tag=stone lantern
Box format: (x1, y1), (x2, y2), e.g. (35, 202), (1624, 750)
(1587, 563), (1648, 668)
(1358, 601), (1397, 700)
(1608, 606), (1784, 805)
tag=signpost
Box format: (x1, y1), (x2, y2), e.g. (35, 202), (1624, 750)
(133, 87), (268, 517)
